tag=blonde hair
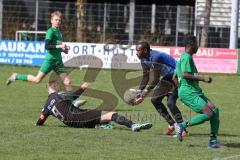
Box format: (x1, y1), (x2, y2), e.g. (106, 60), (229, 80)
(47, 80), (60, 88)
(51, 10), (62, 19)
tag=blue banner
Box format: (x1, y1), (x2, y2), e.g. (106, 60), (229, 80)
(0, 40), (46, 66)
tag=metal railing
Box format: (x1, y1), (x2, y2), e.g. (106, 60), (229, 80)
(1, 0), (240, 48)
(15, 30), (46, 41)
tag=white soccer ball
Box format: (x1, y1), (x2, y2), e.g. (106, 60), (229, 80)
(123, 89), (142, 105)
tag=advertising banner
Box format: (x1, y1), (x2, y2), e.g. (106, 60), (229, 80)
(153, 46), (238, 73)
(0, 40), (238, 73)
(0, 40), (46, 66)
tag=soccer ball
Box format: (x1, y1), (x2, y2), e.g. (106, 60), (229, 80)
(123, 89), (142, 106)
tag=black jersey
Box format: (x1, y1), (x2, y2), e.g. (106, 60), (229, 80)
(42, 91), (70, 120)
(36, 88), (85, 125)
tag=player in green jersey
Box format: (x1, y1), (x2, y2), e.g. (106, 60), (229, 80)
(174, 35), (220, 148)
(6, 11), (85, 105)
(6, 11), (69, 86)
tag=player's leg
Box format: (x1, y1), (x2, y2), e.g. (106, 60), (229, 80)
(176, 94), (221, 147)
(167, 88), (183, 123)
(27, 59), (52, 83)
(175, 94), (210, 141)
(100, 111), (152, 131)
(57, 64), (87, 106)
(181, 96), (212, 128)
(27, 71), (46, 83)
(58, 72), (73, 98)
(210, 107), (220, 138)
(152, 87), (175, 131)
(182, 100), (220, 148)
(167, 88), (188, 136)
(208, 102), (220, 148)
(6, 59), (53, 85)
(6, 70), (46, 85)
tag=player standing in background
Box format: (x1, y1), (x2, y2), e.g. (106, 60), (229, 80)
(5, 11), (85, 104)
(134, 42), (187, 136)
(174, 35), (220, 148)
(36, 80), (152, 132)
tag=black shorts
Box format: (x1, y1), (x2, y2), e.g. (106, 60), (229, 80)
(55, 100), (102, 128)
(153, 75), (176, 98)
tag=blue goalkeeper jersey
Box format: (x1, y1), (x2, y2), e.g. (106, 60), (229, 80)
(140, 50), (176, 76)
(139, 50), (176, 90)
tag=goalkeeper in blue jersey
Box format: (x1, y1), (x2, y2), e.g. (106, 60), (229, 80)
(134, 42), (187, 136)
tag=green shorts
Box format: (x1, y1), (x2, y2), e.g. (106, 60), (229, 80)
(178, 87), (209, 113)
(40, 59), (66, 74)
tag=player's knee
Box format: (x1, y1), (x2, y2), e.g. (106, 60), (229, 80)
(33, 78), (42, 84)
(201, 103), (216, 118)
(101, 111), (114, 121)
(212, 108), (219, 118)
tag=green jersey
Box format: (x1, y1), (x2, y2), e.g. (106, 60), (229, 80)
(176, 52), (202, 93)
(45, 27), (63, 61)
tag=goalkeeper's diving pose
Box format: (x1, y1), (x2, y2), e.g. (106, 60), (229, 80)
(36, 80), (152, 132)
(132, 41), (187, 136)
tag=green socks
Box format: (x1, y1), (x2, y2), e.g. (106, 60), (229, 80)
(210, 134), (217, 141)
(181, 108), (220, 142)
(184, 114), (210, 128)
(210, 108), (220, 135)
(16, 74), (28, 81)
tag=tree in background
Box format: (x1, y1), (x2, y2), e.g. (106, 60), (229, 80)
(200, 0), (212, 47)
(76, 0), (86, 42)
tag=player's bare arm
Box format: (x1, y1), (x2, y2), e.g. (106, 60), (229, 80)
(182, 72), (212, 83)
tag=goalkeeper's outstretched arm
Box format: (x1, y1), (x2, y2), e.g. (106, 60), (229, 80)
(36, 113), (49, 126)
(71, 82), (90, 100)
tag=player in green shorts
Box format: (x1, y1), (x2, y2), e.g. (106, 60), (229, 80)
(174, 35), (220, 148)
(6, 10), (69, 86)
(6, 11), (86, 105)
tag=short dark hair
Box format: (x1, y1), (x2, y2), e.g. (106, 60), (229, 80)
(184, 35), (197, 47)
(136, 41), (150, 52)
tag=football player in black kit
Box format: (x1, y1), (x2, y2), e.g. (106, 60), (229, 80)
(36, 80), (152, 131)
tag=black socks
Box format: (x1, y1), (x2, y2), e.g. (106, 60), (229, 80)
(111, 113), (133, 128)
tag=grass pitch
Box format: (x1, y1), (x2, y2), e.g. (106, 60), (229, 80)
(0, 65), (240, 160)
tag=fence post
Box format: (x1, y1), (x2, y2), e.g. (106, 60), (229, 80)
(0, 0), (3, 39)
(35, 0), (39, 41)
(103, 2), (107, 42)
(151, 4), (156, 34)
(129, 0), (135, 43)
(229, 0), (239, 49)
(175, 5), (180, 46)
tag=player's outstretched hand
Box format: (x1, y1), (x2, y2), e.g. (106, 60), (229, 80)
(132, 95), (144, 105)
(204, 77), (212, 83)
(62, 44), (70, 54)
(59, 43), (69, 54)
(141, 89), (149, 98)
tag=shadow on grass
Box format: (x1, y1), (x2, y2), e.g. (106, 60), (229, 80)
(223, 143), (240, 148)
(115, 108), (141, 111)
(188, 133), (239, 137)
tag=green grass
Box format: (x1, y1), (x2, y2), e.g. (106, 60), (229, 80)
(0, 65), (240, 160)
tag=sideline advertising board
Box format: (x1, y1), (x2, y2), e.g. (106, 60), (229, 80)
(0, 40), (238, 73)
(0, 40), (45, 66)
